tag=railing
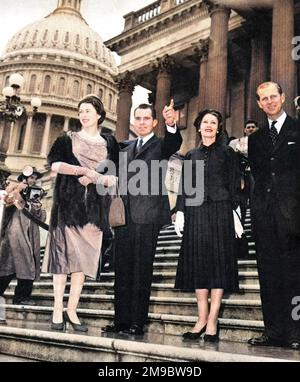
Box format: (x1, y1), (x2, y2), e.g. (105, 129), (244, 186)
(123, 0), (189, 31)
(136, 1), (161, 24)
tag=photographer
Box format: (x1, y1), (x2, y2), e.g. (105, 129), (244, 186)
(0, 166), (46, 307)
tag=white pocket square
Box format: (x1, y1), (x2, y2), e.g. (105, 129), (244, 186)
(288, 142), (296, 145)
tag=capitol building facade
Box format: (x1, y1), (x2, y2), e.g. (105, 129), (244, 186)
(0, 0), (118, 183)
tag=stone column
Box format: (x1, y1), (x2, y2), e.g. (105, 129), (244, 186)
(193, 38), (209, 145)
(271, 0), (295, 115)
(0, 119), (13, 162)
(22, 114), (33, 155)
(115, 71), (135, 142)
(40, 114), (52, 157)
(153, 54), (174, 137)
(7, 120), (17, 154)
(194, 38), (209, 113)
(63, 116), (70, 132)
(245, 20), (271, 127)
(204, 1), (230, 121)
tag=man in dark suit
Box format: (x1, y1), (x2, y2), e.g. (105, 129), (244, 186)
(248, 81), (300, 349)
(103, 101), (182, 335)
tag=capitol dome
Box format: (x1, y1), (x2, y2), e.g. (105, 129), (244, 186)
(3, 0), (117, 72)
(0, 0), (118, 182)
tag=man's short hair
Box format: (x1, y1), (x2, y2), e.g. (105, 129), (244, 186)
(245, 119), (258, 128)
(256, 82), (283, 101)
(134, 104), (157, 119)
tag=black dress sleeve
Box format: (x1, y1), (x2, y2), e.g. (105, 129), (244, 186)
(228, 146), (241, 209)
(175, 152), (191, 212)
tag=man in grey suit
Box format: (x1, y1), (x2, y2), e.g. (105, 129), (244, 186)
(248, 81), (300, 349)
(103, 102), (182, 335)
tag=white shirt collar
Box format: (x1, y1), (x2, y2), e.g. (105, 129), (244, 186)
(138, 132), (154, 145)
(268, 111), (287, 134)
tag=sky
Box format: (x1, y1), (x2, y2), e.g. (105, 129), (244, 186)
(0, 0), (155, 54)
(0, 0), (153, 114)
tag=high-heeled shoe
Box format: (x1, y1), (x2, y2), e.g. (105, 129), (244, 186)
(51, 314), (65, 331)
(204, 321), (220, 342)
(63, 311), (88, 332)
(182, 324), (207, 340)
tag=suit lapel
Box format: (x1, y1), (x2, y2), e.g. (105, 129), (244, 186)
(272, 115), (290, 153)
(135, 135), (158, 158)
(122, 140), (137, 162)
(260, 125), (274, 153)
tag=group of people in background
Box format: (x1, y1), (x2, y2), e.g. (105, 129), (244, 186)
(0, 80), (300, 350)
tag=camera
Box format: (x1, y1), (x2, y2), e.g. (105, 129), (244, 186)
(21, 186), (45, 202)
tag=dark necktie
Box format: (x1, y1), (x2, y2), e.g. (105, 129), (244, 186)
(136, 138), (143, 155)
(269, 120), (278, 146)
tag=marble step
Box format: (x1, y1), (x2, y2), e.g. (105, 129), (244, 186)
(7, 281), (261, 300)
(2, 293), (263, 320)
(36, 270), (259, 285)
(0, 323), (297, 362)
(0, 305), (265, 342)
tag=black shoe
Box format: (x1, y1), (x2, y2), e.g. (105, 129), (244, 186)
(289, 341), (300, 350)
(51, 321), (65, 331)
(182, 324), (207, 340)
(13, 299), (36, 306)
(102, 324), (129, 333)
(125, 324), (144, 336)
(204, 321), (220, 343)
(248, 334), (284, 347)
(63, 311), (88, 332)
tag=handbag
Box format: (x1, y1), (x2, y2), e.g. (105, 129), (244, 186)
(108, 182), (126, 228)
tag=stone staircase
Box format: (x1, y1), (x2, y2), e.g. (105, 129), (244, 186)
(0, 209), (298, 361)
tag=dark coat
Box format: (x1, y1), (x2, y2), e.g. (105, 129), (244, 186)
(47, 132), (119, 232)
(248, 115), (300, 223)
(0, 204), (45, 280)
(176, 141), (240, 212)
(119, 128), (182, 225)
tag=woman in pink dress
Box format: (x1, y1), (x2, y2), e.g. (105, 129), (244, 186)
(43, 95), (118, 332)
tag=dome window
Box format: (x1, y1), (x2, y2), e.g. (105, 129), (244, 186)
(29, 74), (37, 93)
(31, 114), (46, 154)
(58, 77), (65, 96)
(32, 30), (38, 43)
(75, 34), (80, 46)
(43, 75), (51, 93)
(65, 32), (69, 43)
(54, 30), (59, 41)
(21, 31), (29, 47)
(43, 29), (48, 41)
(87, 84), (92, 94)
(16, 122), (26, 152)
(98, 88), (103, 99)
(85, 37), (90, 50)
(73, 80), (80, 99)
(109, 93), (113, 110)
(4, 75), (10, 87)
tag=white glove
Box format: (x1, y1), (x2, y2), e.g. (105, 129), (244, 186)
(235, 206), (241, 219)
(174, 211), (184, 237)
(233, 208), (243, 238)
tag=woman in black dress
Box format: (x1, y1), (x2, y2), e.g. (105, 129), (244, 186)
(174, 109), (240, 342)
